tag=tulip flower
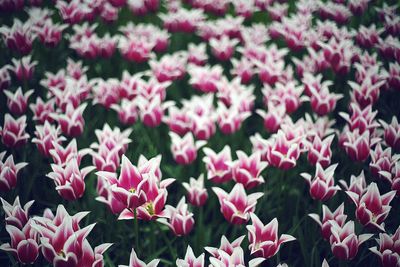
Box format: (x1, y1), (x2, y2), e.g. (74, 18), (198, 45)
(0, 221), (39, 264)
(301, 163), (340, 201)
(0, 153), (28, 192)
(329, 220), (373, 260)
(205, 235), (245, 259)
(231, 151), (267, 189)
(32, 122), (65, 158)
(203, 146), (233, 184)
(0, 114), (29, 148)
(0, 19), (34, 54)
(182, 174), (208, 207)
(306, 135), (334, 168)
(212, 183), (263, 224)
(247, 213), (296, 258)
(1, 197), (33, 229)
(47, 158), (95, 201)
(4, 88), (33, 116)
(10, 55), (37, 81)
(170, 132), (206, 165)
(380, 116), (400, 151)
(30, 97), (56, 124)
(209, 246), (265, 267)
(265, 130), (301, 170)
(176, 245), (205, 267)
(309, 203), (347, 241)
(52, 102), (87, 137)
(158, 197), (194, 236)
(346, 182), (396, 231)
(120, 248), (160, 267)
(369, 226), (400, 267)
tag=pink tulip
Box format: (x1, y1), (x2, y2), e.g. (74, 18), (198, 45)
(262, 82), (304, 114)
(308, 86), (342, 116)
(342, 130), (376, 162)
(256, 104), (286, 133)
(1, 197), (33, 229)
(35, 19), (68, 47)
(164, 106), (191, 135)
(159, 197), (194, 236)
(386, 62), (400, 91)
(47, 158), (95, 200)
(92, 78), (121, 109)
(0, 114), (29, 148)
(212, 183), (263, 225)
(4, 88), (33, 116)
(189, 64), (223, 93)
(188, 43), (208, 66)
(160, 8), (204, 33)
(309, 203), (347, 241)
(369, 226), (400, 267)
(137, 96), (173, 127)
(33, 206), (112, 267)
(119, 36), (154, 63)
(0, 19), (34, 55)
(247, 213), (296, 258)
(231, 151), (267, 189)
(119, 173), (175, 221)
(265, 130), (301, 170)
(346, 182), (396, 231)
(203, 145), (232, 184)
(380, 116), (400, 151)
(170, 132), (206, 165)
(32, 122), (66, 158)
(10, 56), (37, 81)
(380, 161), (400, 196)
(0, 222), (39, 264)
(0, 65), (11, 91)
(182, 175), (208, 207)
(176, 245), (205, 267)
(329, 220), (373, 260)
(231, 58), (254, 84)
(369, 144), (398, 179)
(30, 97), (56, 124)
(120, 248), (160, 267)
(49, 139), (89, 167)
(96, 155), (148, 211)
(52, 102), (87, 137)
(209, 246), (265, 267)
(339, 170), (367, 197)
(56, 0), (90, 24)
(301, 163), (340, 201)
(95, 175), (125, 214)
(205, 235), (245, 259)
(209, 35), (239, 61)
(0, 152), (28, 191)
(150, 53), (187, 82)
(112, 99), (139, 126)
(306, 135), (334, 168)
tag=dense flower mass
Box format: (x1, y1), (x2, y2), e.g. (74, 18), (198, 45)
(0, 0), (399, 266)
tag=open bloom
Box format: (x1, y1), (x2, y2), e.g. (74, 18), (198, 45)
(120, 248), (160, 267)
(0, 221), (39, 264)
(159, 197), (194, 236)
(10, 56), (37, 81)
(205, 235), (245, 259)
(301, 163), (340, 201)
(306, 135), (334, 168)
(203, 146), (232, 184)
(265, 130), (301, 170)
(96, 155), (148, 211)
(32, 205), (112, 267)
(309, 203), (347, 241)
(247, 213), (296, 259)
(212, 183), (263, 225)
(47, 158), (95, 201)
(380, 116), (400, 151)
(1, 196), (33, 229)
(329, 220), (373, 260)
(32, 122), (65, 158)
(209, 246), (265, 267)
(4, 88), (34, 116)
(0, 114), (29, 148)
(231, 151), (267, 189)
(0, 152), (28, 192)
(182, 174), (208, 207)
(176, 245), (205, 267)
(369, 226), (400, 267)
(170, 132), (206, 165)
(346, 182), (396, 231)
(52, 102), (87, 137)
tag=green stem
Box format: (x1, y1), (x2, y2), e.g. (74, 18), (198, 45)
(134, 209), (139, 249)
(156, 222), (176, 259)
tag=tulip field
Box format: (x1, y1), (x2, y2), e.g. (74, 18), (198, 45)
(1, 0), (400, 266)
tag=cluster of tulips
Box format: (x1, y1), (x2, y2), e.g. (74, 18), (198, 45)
(0, 0), (399, 266)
